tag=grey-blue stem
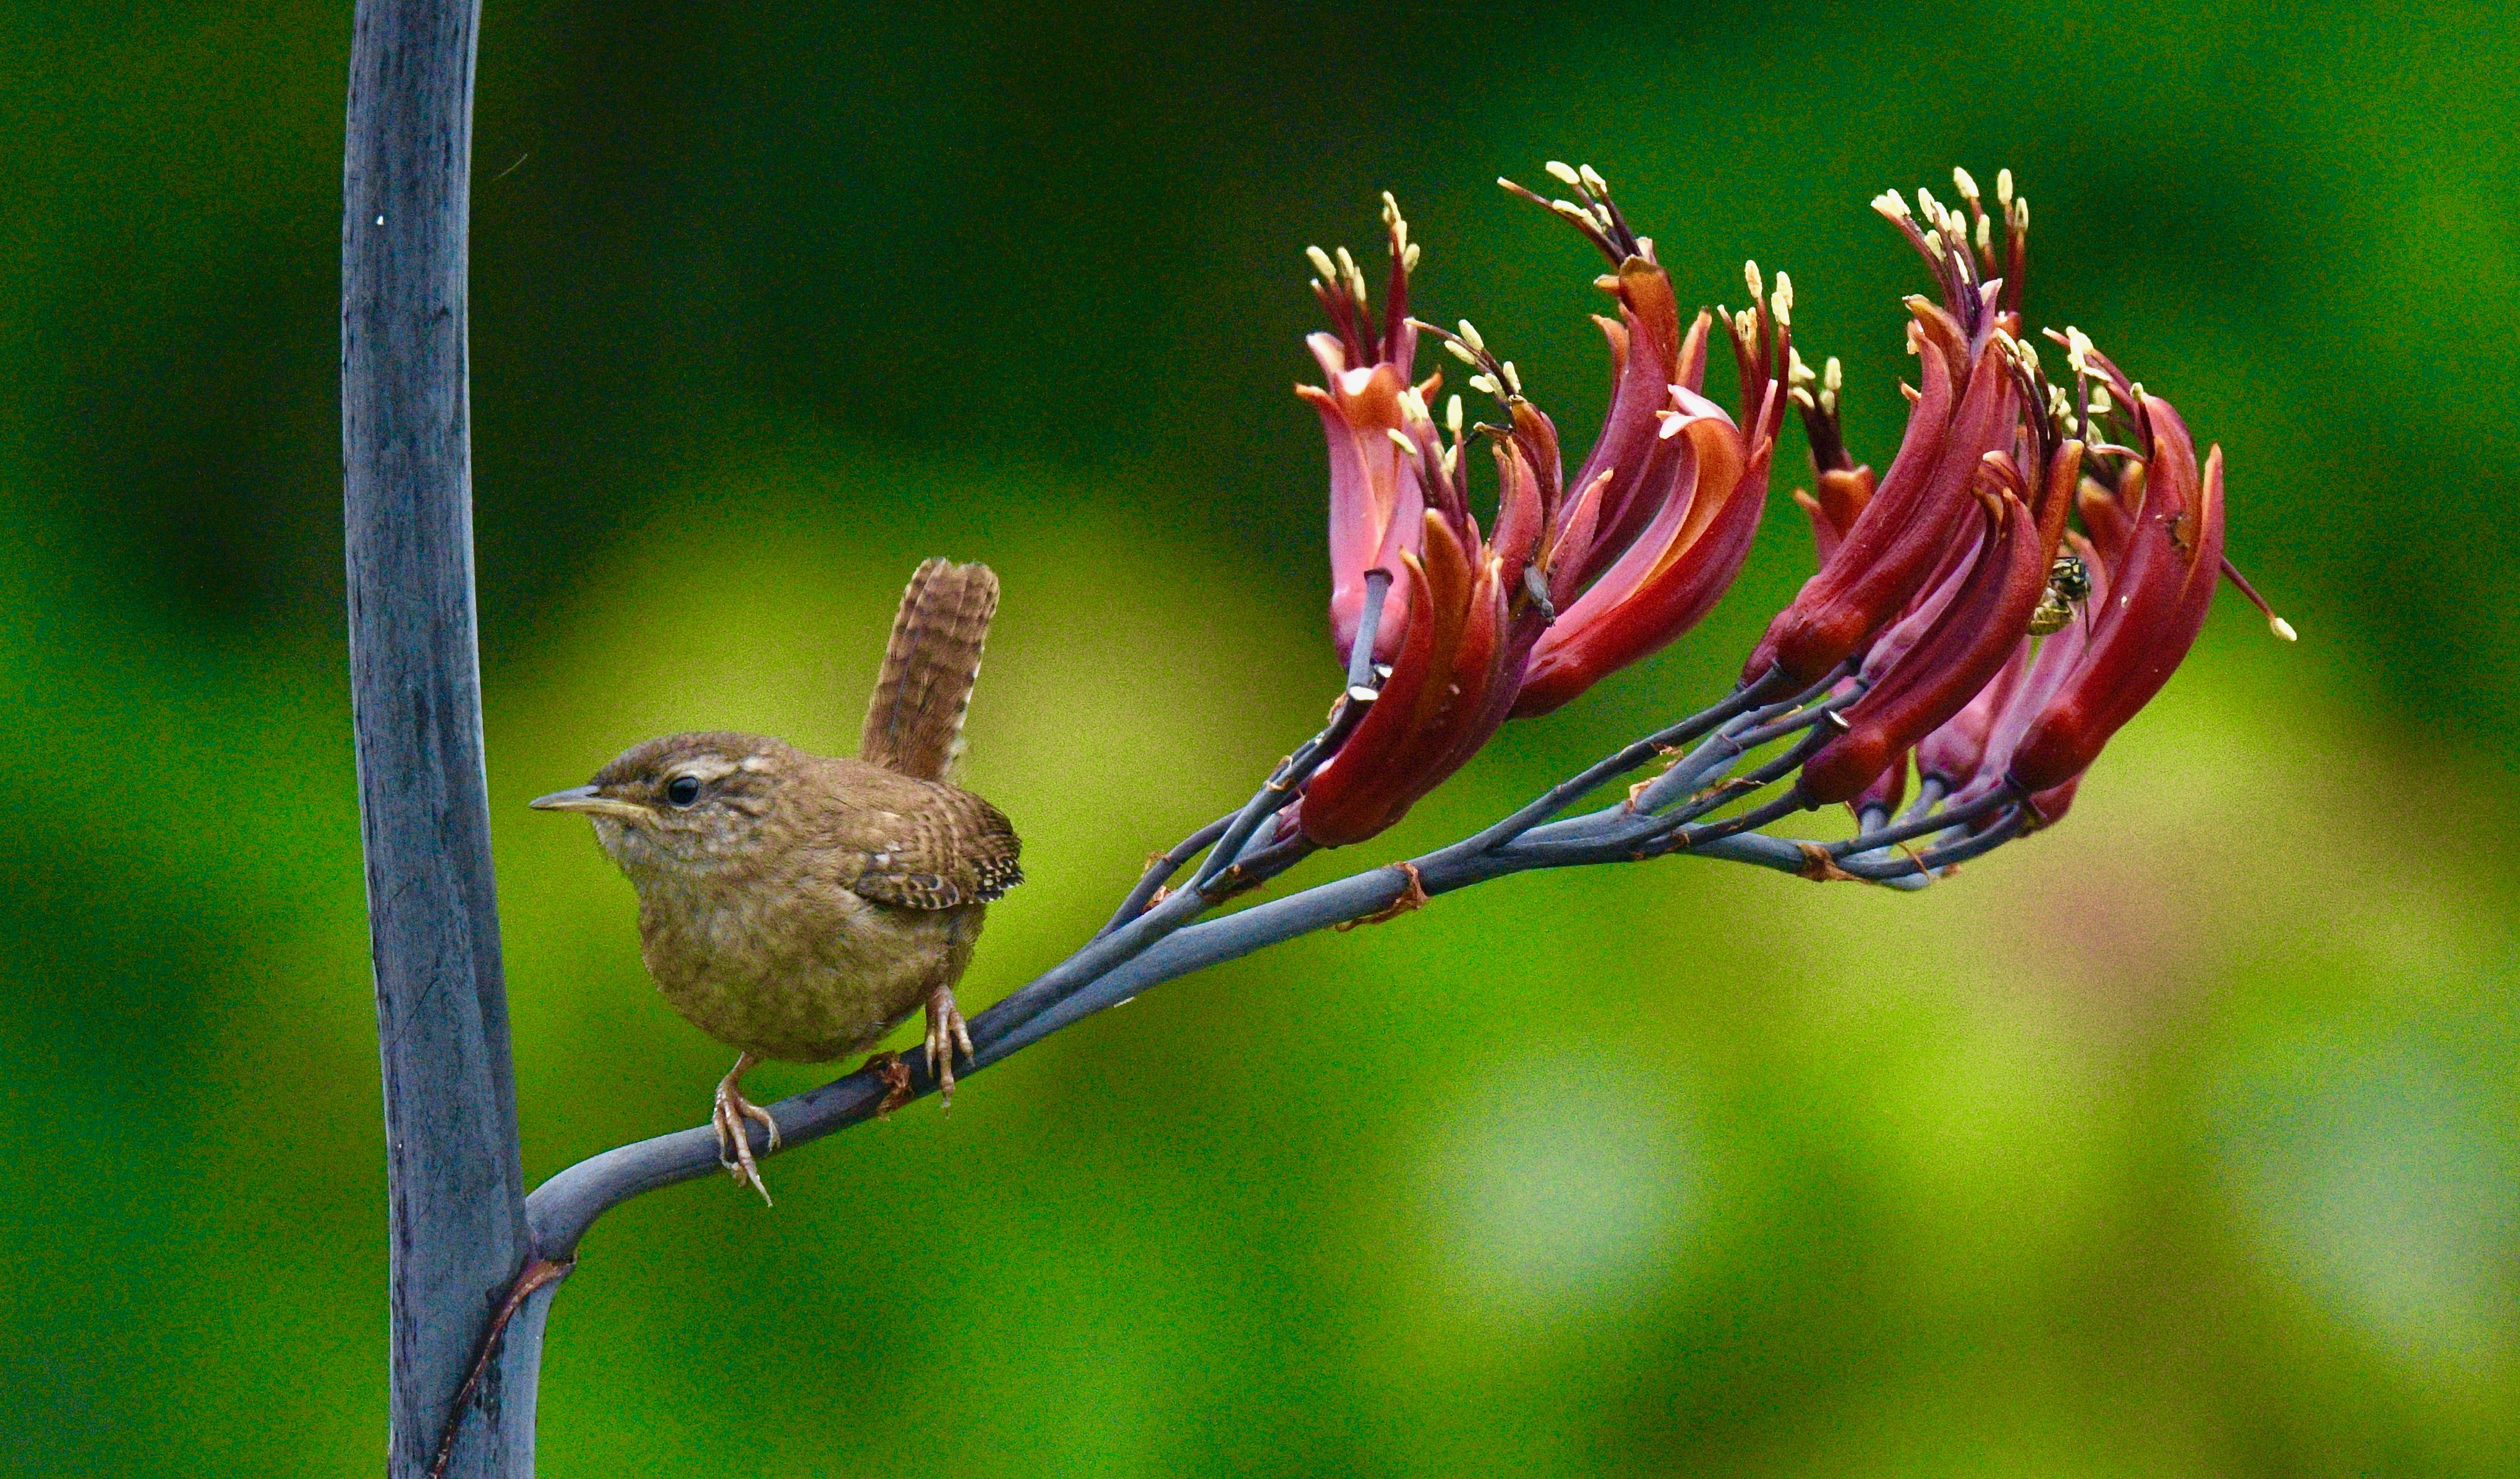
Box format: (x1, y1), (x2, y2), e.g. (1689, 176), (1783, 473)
(342, 0), (537, 1473)
(457, 663), (2025, 1467)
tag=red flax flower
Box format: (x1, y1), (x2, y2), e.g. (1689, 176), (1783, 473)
(1916, 327), (2292, 829)
(1769, 173), (2079, 808)
(1785, 171), (2293, 839)
(1292, 167), (1787, 846)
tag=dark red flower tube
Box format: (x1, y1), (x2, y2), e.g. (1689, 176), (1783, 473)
(1798, 479), (2048, 805)
(1746, 304), (2020, 686)
(1292, 166), (1792, 843)
(2007, 396), (2225, 793)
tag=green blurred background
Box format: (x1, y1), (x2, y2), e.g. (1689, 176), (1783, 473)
(5, 0), (2517, 1473)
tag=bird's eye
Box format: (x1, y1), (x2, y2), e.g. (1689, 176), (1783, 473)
(665, 775), (702, 808)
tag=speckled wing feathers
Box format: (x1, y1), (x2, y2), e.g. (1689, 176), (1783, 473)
(835, 778), (1025, 911)
(860, 558), (998, 783)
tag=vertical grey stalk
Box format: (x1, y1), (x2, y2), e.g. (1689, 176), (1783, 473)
(342, 1), (536, 1475)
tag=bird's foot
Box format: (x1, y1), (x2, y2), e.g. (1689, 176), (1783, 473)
(711, 1054), (780, 1206)
(925, 984), (978, 1109)
(870, 1051), (915, 1117)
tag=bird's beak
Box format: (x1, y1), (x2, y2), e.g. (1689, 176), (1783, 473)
(529, 784), (647, 819)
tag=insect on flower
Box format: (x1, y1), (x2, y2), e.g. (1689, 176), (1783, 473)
(2025, 552), (2091, 636)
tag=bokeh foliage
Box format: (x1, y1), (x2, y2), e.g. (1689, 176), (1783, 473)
(2, 0), (2516, 1473)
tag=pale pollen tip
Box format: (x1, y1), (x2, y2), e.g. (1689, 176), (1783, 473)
(1403, 243), (1422, 271)
(1953, 167), (1980, 203)
(1823, 356), (1843, 391)
(1387, 428), (1422, 459)
(1457, 318), (1485, 351)
(1789, 385), (1816, 408)
(1579, 164), (1607, 192)
(1545, 160), (1581, 185)
(1443, 340), (1479, 365)
(2270, 616), (2299, 642)
(1305, 245), (1336, 279)
(1996, 168), (2014, 205)
(1744, 259), (1764, 302)
(1500, 360), (1522, 393)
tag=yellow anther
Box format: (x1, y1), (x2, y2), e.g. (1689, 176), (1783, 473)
(1305, 245), (1337, 282)
(1996, 168), (2014, 207)
(1442, 338), (1479, 367)
(1976, 214), (1992, 254)
(1744, 260), (1764, 304)
(1403, 242), (1421, 273)
(1445, 394), (1464, 439)
(1823, 356), (1843, 393)
(1579, 163), (1607, 193)
(1953, 167), (1980, 204)
(1457, 318), (1485, 352)
(1387, 428), (1422, 459)
(1545, 160), (1582, 185)
(1499, 360), (1522, 394)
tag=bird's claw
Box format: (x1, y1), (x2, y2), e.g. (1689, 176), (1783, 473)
(710, 1059), (780, 1206)
(925, 985), (976, 1109)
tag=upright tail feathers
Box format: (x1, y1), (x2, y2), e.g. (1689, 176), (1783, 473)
(860, 558), (999, 782)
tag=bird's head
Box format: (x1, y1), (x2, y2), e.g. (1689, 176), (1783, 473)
(531, 731), (800, 882)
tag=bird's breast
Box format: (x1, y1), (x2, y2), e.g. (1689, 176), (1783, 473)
(633, 867), (979, 1063)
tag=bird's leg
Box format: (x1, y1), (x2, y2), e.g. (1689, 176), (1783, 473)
(710, 1052), (780, 1206)
(924, 982), (977, 1108)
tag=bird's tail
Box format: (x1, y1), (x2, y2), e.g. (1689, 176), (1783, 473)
(859, 558), (999, 782)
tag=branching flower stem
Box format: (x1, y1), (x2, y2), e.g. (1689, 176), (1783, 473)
(519, 660), (1956, 1260)
(437, 660), (1998, 1465)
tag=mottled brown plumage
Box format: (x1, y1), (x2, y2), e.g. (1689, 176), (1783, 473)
(532, 560), (1020, 1201)
(860, 559), (998, 783)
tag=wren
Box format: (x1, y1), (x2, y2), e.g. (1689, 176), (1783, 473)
(532, 559), (1022, 1201)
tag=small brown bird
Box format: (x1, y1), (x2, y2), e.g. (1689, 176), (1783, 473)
(532, 560), (1022, 1201)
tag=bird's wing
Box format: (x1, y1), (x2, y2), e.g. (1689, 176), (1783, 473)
(841, 785), (1023, 911)
(858, 558), (999, 783)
